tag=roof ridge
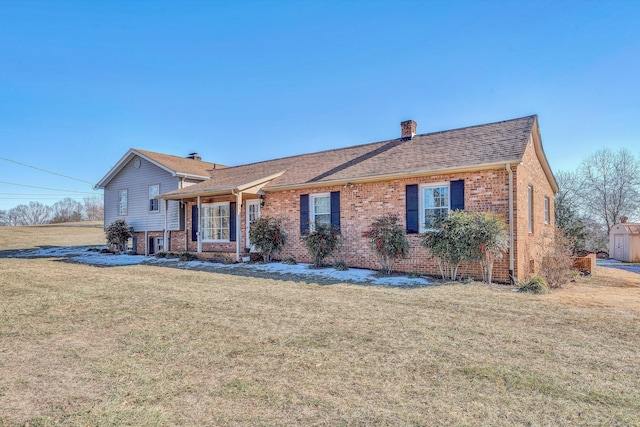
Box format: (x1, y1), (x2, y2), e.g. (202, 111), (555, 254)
(133, 148), (217, 166)
(414, 114), (537, 138)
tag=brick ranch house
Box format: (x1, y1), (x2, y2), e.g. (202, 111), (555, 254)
(97, 115), (558, 283)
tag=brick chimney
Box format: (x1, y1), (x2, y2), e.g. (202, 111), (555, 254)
(621, 216), (628, 224)
(401, 120), (417, 138)
(187, 152), (202, 161)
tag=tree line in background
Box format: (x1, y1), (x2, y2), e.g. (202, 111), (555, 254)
(0, 196), (104, 226)
(555, 147), (640, 252)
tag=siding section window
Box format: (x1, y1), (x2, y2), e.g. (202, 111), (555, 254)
(149, 185), (159, 212)
(118, 189), (128, 215)
(528, 185), (534, 233)
(421, 184), (449, 230)
(544, 196), (550, 224)
(310, 193), (331, 230)
(202, 203), (230, 241)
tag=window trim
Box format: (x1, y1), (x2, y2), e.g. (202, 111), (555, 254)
(149, 184), (160, 213)
(419, 182), (450, 232)
(544, 196), (550, 225)
(201, 201), (231, 242)
(118, 189), (128, 216)
(309, 193), (331, 231)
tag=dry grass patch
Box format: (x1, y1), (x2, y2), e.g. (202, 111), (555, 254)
(1, 255), (639, 426)
(1, 225), (639, 425)
(0, 221), (104, 250)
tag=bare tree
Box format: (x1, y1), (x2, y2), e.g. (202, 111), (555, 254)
(83, 196), (104, 221)
(8, 202), (52, 225)
(51, 198), (83, 223)
(578, 148), (640, 232)
(0, 210), (7, 226)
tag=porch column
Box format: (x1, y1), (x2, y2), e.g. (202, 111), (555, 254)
(163, 199), (168, 252)
(235, 191), (242, 262)
(197, 196), (202, 253)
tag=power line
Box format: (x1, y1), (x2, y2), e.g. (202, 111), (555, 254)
(0, 181), (100, 194)
(0, 157), (95, 186)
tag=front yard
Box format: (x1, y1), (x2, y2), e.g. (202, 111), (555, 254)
(0, 224), (639, 425)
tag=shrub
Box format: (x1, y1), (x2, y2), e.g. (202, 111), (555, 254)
(281, 257), (297, 265)
(466, 212), (509, 284)
(333, 261), (349, 271)
(421, 211), (508, 283)
(105, 219), (133, 254)
(527, 227), (574, 288)
(518, 277), (549, 294)
(178, 252), (199, 262)
(249, 217), (287, 262)
(362, 214), (409, 275)
(301, 224), (340, 267)
(420, 211), (474, 281)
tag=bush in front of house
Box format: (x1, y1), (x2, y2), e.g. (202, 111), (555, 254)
(249, 217), (287, 262)
(421, 210), (509, 283)
(466, 211), (509, 284)
(527, 227), (575, 288)
(105, 219), (133, 254)
(301, 224), (340, 267)
(420, 211), (473, 281)
(362, 214), (409, 275)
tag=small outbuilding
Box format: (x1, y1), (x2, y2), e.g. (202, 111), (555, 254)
(610, 216), (640, 262)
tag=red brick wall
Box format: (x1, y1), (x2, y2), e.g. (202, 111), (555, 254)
(513, 135), (556, 280)
(257, 170), (513, 282)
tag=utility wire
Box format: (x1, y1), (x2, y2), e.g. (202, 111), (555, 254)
(0, 157), (95, 186)
(0, 181), (100, 194)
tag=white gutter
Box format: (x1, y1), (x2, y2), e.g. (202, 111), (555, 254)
(506, 163), (515, 283)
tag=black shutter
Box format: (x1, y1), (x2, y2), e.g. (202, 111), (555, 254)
(229, 202), (236, 242)
(450, 180), (465, 211)
(191, 205), (198, 241)
(300, 194), (309, 234)
(330, 191), (341, 233)
(406, 184), (419, 234)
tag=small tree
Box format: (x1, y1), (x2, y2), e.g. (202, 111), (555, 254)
(467, 212), (509, 284)
(362, 214), (409, 274)
(301, 224), (340, 267)
(420, 211), (473, 280)
(249, 217), (287, 262)
(105, 219), (133, 253)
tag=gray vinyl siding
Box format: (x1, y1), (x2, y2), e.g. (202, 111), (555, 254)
(104, 156), (184, 232)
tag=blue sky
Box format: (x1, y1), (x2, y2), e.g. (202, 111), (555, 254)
(1, 0), (639, 211)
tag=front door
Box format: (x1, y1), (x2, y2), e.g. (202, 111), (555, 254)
(246, 200), (261, 250)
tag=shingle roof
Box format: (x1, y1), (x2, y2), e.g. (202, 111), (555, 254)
(134, 149), (225, 178)
(161, 115), (539, 198)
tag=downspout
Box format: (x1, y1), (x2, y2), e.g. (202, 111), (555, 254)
(232, 189), (242, 262)
(197, 195), (202, 254)
(506, 163), (515, 284)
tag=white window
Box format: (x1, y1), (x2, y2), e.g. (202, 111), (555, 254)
(528, 185), (534, 233)
(149, 185), (159, 212)
(118, 189), (128, 215)
(310, 193), (331, 230)
(421, 184), (449, 230)
(544, 196), (550, 225)
(202, 202), (230, 241)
